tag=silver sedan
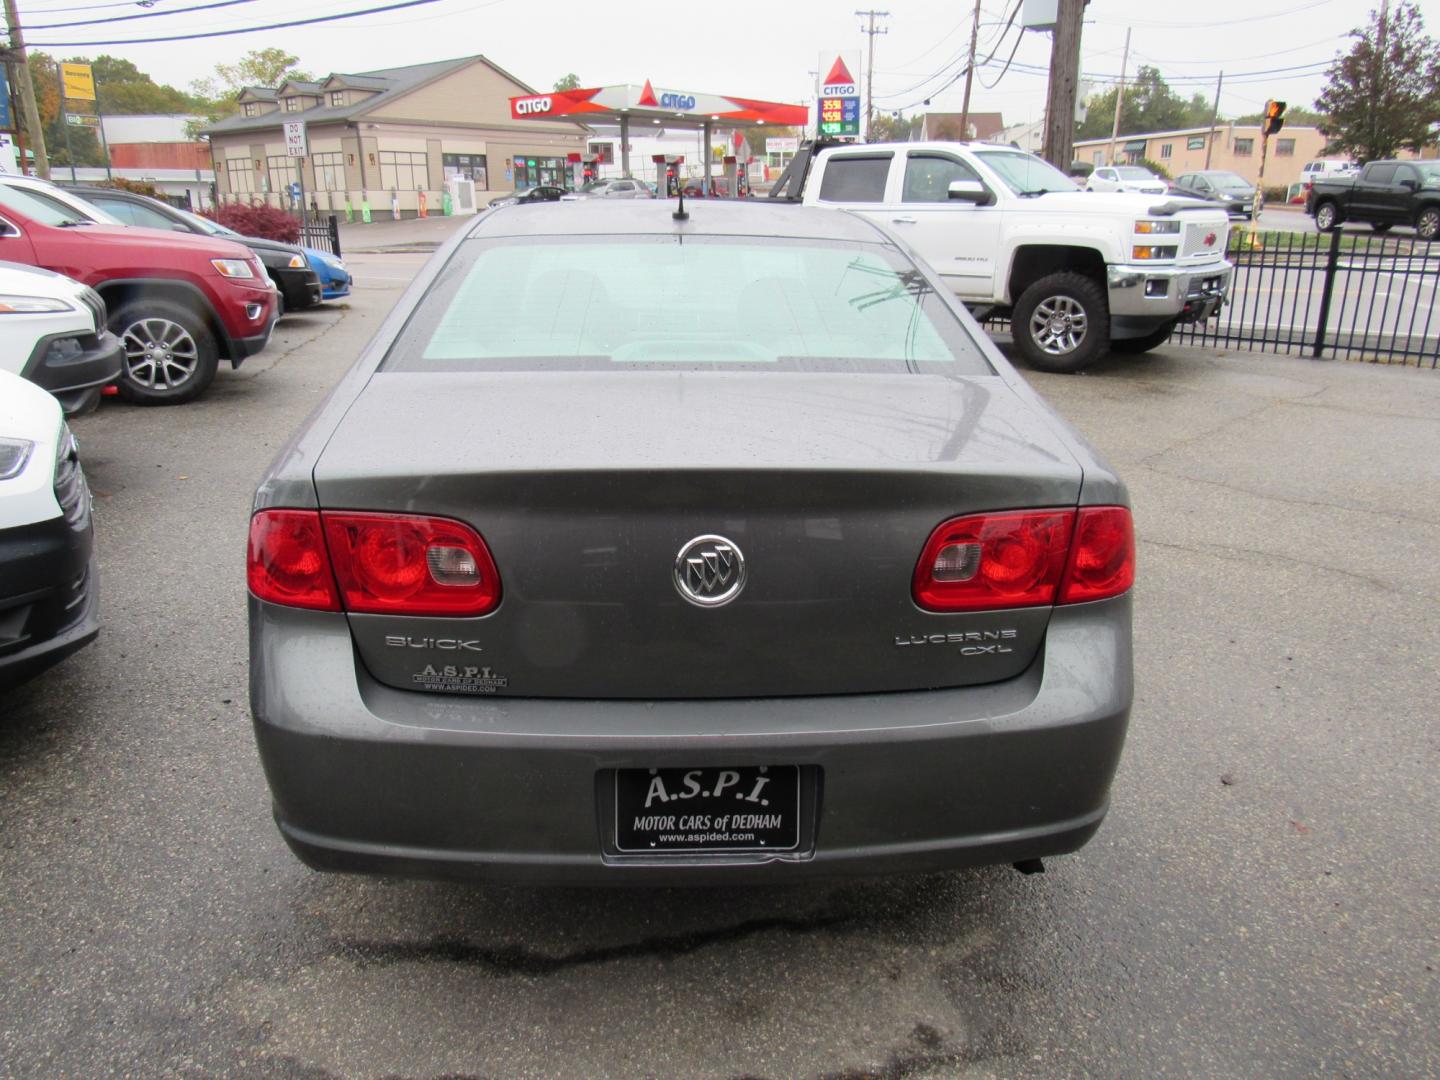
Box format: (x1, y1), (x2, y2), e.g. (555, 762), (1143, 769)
(246, 200), (1134, 883)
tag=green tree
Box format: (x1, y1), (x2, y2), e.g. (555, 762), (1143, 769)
(1077, 66), (1213, 140)
(92, 55), (201, 115)
(20, 53), (105, 169)
(871, 111), (922, 142)
(1233, 106), (1326, 127)
(190, 48), (313, 130)
(553, 73), (581, 92)
(1316, 0), (1440, 161)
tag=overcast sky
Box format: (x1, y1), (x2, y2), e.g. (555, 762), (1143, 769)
(16, 0), (1435, 129)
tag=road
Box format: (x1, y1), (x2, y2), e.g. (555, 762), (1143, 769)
(2, 253), (1437, 1079)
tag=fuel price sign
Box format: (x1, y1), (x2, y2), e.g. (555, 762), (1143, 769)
(819, 96), (860, 137)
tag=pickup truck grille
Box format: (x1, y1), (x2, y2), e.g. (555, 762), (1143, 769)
(1182, 222), (1228, 259)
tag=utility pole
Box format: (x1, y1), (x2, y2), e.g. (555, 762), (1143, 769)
(958, 0), (982, 139)
(2, 0), (50, 179)
(856, 8), (889, 141)
(1107, 27), (1131, 167)
(1041, 0), (1084, 169)
(1204, 70), (1223, 169)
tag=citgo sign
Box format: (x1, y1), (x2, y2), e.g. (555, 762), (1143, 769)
(514, 96), (553, 115)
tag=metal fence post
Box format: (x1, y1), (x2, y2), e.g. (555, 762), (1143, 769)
(1312, 228), (1342, 359)
(328, 214), (341, 259)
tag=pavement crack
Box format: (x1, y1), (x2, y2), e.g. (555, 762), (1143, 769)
(1140, 537), (1413, 596)
(234, 310), (348, 381)
(334, 914), (847, 976)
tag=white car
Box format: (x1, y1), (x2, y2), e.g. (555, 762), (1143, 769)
(0, 370), (99, 688)
(0, 260), (121, 414)
(1087, 166), (1169, 196)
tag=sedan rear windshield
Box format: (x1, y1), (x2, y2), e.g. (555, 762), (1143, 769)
(383, 235), (992, 374)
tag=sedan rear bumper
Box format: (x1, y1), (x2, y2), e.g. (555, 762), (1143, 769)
(249, 595), (1132, 884)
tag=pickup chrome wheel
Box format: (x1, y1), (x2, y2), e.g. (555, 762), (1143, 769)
(1416, 207), (1440, 242)
(1314, 202), (1339, 232)
(110, 299), (219, 406)
(1012, 272), (1110, 374)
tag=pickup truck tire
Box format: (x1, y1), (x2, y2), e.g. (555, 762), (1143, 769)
(1109, 321), (1177, 354)
(111, 299), (219, 406)
(1313, 201), (1341, 232)
(1012, 272), (1109, 374)
(1416, 207), (1440, 242)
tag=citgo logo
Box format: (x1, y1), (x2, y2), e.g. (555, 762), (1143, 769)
(515, 97), (553, 115)
(659, 93), (697, 110)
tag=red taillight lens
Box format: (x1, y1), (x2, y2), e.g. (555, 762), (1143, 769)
(913, 510), (1074, 611)
(1060, 506), (1135, 603)
(247, 509), (340, 611)
(322, 511), (500, 616)
(913, 506), (1135, 612)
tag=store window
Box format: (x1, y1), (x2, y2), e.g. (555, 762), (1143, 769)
(243, 103), (258, 118)
(284, 98), (301, 112)
(1093, 150), (1104, 164)
(266, 156), (298, 195)
(442, 153), (488, 188)
(379, 150), (430, 190)
(587, 142), (615, 165)
(313, 151), (346, 190)
(1160, 144), (1173, 159)
(512, 156), (567, 189)
(331, 92), (345, 108)
(1234, 137), (1254, 156)
(1276, 138), (1296, 157)
(225, 158), (255, 195)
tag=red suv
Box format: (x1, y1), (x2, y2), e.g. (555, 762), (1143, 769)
(0, 178), (278, 405)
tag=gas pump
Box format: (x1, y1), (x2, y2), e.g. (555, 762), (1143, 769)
(653, 154), (683, 196)
(723, 155), (738, 199)
(736, 160), (750, 198)
(566, 152), (583, 190)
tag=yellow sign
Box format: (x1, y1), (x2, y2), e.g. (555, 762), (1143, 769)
(61, 63), (95, 102)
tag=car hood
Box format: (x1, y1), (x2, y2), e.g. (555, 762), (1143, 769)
(1030, 190), (1222, 217)
(64, 223), (253, 260)
(239, 235), (304, 256)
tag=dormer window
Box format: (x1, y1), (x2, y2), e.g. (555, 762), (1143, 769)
(285, 98), (301, 112)
(243, 103), (258, 117)
(331, 91), (345, 107)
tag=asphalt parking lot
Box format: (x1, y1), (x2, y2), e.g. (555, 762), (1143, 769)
(2, 253), (1437, 1079)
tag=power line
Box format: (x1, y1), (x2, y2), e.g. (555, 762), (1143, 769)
(23, 0), (444, 45)
(8, 0), (174, 12)
(19, 0), (260, 31)
(1097, 0), (1336, 30)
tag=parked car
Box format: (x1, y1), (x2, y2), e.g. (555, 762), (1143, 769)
(1300, 159), (1359, 185)
(1086, 166), (1169, 195)
(304, 246), (351, 302)
(1171, 171), (1256, 219)
(0, 175), (278, 404)
(1306, 160), (1440, 239)
(770, 139), (1232, 372)
(0, 370), (98, 688)
(246, 199), (1135, 884)
(680, 177), (734, 198)
(60, 186), (323, 314)
(561, 177), (654, 200)
(486, 185), (567, 209)
(0, 260), (121, 414)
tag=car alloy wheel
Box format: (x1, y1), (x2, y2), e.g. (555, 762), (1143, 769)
(1315, 204), (1336, 231)
(1029, 295), (1088, 356)
(1417, 208), (1440, 242)
(121, 317), (201, 391)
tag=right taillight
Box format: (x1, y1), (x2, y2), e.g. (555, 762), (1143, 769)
(1059, 506), (1135, 603)
(246, 509), (501, 617)
(913, 506), (1134, 612)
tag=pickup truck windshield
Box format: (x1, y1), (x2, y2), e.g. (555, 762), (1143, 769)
(385, 235), (990, 375)
(973, 151), (1079, 196)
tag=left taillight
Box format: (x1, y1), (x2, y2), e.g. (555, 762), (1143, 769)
(247, 509), (340, 611)
(247, 509), (501, 617)
(913, 506), (1134, 612)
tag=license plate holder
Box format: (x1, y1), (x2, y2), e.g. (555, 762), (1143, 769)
(613, 766), (801, 854)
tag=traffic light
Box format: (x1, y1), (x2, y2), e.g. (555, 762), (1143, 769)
(1263, 100), (1287, 137)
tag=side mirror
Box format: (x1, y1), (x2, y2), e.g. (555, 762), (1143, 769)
(948, 179), (993, 206)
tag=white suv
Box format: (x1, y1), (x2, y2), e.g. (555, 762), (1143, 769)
(0, 261), (121, 414)
(1087, 166), (1169, 195)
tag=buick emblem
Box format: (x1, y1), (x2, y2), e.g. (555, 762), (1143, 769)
(674, 535), (746, 607)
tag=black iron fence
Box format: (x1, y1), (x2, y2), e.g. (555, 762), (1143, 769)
(299, 213), (342, 259)
(1172, 227), (1440, 369)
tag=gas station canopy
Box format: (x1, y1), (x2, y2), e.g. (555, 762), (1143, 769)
(508, 82), (808, 185)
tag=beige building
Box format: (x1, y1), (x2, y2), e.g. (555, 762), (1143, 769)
(1073, 124), (1333, 189)
(203, 55), (588, 216)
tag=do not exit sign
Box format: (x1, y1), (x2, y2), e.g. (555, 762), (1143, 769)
(284, 121), (307, 158)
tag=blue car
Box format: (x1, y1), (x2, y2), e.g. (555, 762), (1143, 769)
(302, 247), (351, 300)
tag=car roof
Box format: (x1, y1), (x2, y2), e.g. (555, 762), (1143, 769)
(469, 200), (891, 243)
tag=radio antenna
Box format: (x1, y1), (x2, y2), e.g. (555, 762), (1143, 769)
(673, 184), (688, 221)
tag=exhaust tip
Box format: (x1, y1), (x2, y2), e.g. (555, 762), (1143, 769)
(1012, 858), (1045, 876)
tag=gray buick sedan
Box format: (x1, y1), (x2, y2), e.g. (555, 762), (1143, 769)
(247, 200), (1134, 883)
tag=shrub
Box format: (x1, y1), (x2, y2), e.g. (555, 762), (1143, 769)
(100, 178), (158, 199)
(204, 203), (299, 243)
(1137, 157), (1171, 180)
(1263, 185), (1289, 204)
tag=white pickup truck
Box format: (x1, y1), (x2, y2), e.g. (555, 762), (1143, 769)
(769, 140), (1234, 372)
